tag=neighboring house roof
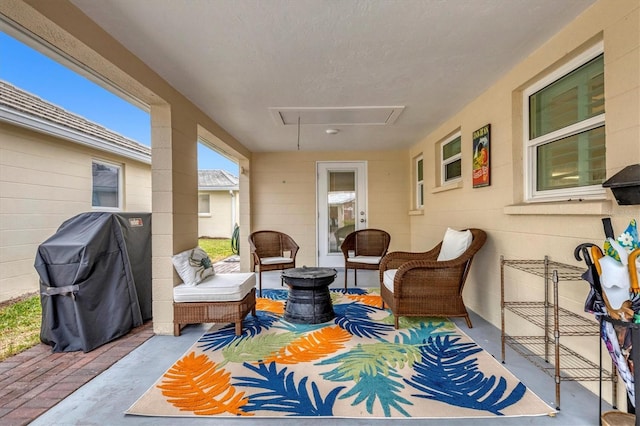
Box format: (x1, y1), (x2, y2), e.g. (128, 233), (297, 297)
(198, 169), (239, 191)
(0, 80), (151, 164)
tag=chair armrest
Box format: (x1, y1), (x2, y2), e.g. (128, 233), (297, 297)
(380, 247), (439, 270)
(392, 258), (468, 296)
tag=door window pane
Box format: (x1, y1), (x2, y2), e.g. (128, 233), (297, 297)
(328, 171), (355, 253)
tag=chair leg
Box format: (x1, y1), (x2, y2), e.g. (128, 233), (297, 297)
(344, 267), (348, 289)
(464, 315), (473, 328)
(235, 321), (242, 336)
(394, 315), (399, 329)
(258, 270), (262, 297)
(354, 269), (357, 287)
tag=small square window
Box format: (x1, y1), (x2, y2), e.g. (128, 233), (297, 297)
(199, 194), (211, 214)
(92, 160), (121, 210)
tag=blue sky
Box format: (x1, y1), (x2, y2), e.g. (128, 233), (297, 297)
(0, 32), (238, 175)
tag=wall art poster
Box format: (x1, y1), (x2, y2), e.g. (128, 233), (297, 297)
(472, 124), (490, 188)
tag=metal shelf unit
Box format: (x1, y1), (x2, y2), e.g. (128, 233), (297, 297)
(500, 256), (616, 410)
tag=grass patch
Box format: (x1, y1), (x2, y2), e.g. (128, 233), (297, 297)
(0, 239), (233, 361)
(198, 238), (234, 262)
(0, 294), (42, 361)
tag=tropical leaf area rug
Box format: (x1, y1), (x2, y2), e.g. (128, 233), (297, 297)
(126, 288), (554, 419)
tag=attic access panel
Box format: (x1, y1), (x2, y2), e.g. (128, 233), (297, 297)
(270, 106), (404, 126)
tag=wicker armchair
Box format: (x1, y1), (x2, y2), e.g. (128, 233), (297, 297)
(249, 230), (299, 296)
(380, 228), (487, 329)
(341, 228), (391, 289)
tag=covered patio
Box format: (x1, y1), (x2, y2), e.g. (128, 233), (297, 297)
(2, 269), (615, 425)
(0, 0), (638, 424)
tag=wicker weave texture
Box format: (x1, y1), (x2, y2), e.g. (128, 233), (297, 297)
(173, 288), (256, 336)
(380, 228), (487, 329)
(249, 230), (299, 295)
(341, 229), (391, 288)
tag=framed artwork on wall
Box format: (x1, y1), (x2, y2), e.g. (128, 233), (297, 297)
(472, 124), (491, 188)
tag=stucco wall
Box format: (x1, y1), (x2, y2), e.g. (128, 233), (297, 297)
(250, 150), (411, 268)
(0, 122), (151, 302)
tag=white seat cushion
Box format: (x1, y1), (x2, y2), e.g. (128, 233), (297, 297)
(261, 256), (293, 265)
(383, 269), (397, 292)
(173, 273), (256, 303)
(348, 255), (382, 265)
(437, 228), (473, 261)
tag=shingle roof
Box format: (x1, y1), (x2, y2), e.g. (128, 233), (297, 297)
(198, 169), (239, 189)
(0, 80), (151, 161)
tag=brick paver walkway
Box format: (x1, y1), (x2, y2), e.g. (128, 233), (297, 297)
(0, 322), (154, 426)
(0, 257), (240, 426)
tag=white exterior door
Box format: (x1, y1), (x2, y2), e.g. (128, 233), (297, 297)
(317, 161), (367, 267)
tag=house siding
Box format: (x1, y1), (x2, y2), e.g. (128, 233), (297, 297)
(0, 122), (152, 302)
(198, 190), (239, 238)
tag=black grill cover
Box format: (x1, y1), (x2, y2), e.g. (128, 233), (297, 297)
(35, 212), (152, 352)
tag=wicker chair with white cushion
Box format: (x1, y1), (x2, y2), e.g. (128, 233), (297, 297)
(249, 230), (299, 296)
(341, 229), (391, 289)
(172, 247), (256, 336)
(380, 228), (487, 329)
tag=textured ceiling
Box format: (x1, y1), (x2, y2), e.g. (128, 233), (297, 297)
(70, 0), (596, 153)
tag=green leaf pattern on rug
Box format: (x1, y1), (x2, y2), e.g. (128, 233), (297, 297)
(129, 289), (553, 419)
(317, 320), (451, 416)
(220, 331), (299, 367)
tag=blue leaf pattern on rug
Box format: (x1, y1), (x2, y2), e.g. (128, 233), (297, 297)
(404, 334), (527, 415)
(234, 361), (346, 415)
(261, 288), (289, 300)
(333, 302), (394, 338)
(197, 311), (280, 351)
(128, 288), (552, 419)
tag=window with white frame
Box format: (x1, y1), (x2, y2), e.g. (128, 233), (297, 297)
(524, 43), (605, 202)
(415, 155), (424, 209)
(441, 133), (462, 185)
(92, 160), (122, 210)
(198, 194), (211, 215)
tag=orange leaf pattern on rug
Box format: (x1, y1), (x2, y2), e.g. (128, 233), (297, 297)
(263, 326), (352, 364)
(346, 293), (381, 307)
(157, 351), (252, 416)
(256, 298), (285, 314)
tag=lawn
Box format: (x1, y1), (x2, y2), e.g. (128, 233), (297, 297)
(0, 294), (41, 361)
(0, 238), (234, 361)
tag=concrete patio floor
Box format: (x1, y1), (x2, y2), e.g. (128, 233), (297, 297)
(3, 260), (623, 425)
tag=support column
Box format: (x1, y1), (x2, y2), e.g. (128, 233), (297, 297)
(150, 103), (198, 334)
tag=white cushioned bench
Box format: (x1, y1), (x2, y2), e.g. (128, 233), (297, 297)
(173, 273), (256, 336)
